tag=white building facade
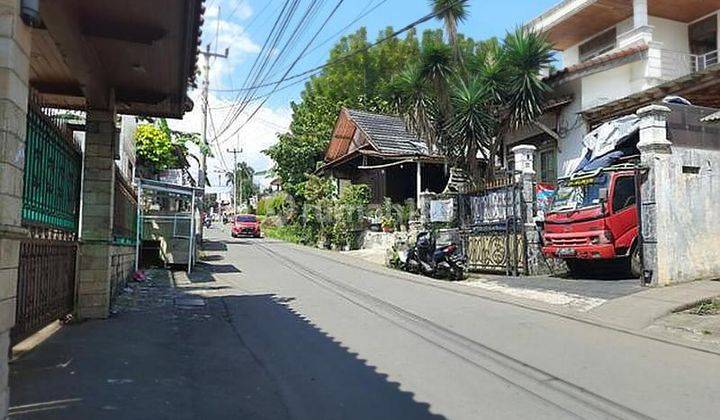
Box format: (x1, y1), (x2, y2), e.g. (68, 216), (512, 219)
(507, 0), (720, 182)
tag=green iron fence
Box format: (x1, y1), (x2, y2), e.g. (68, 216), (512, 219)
(113, 166), (138, 245)
(22, 102), (82, 232)
(13, 100), (82, 345)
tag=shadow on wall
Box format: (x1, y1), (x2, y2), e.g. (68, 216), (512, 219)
(9, 276), (444, 419)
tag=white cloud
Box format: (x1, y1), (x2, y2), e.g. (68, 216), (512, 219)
(167, 88), (291, 189)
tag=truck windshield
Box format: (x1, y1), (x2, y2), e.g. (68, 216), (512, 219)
(551, 173), (609, 212)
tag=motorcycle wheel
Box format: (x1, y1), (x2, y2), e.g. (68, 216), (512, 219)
(451, 266), (465, 281)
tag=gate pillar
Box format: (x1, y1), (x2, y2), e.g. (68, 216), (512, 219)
(512, 145), (544, 275)
(0, 1), (32, 415)
(78, 108), (117, 319)
(636, 104), (672, 286)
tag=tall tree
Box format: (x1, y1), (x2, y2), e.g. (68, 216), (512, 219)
(430, 0), (469, 63)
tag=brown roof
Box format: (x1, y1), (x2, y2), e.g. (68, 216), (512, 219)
(545, 43), (649, 85)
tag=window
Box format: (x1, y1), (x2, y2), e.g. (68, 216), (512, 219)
(579, 28), (616, 62)
(612, 176), (636, 213)
(539, 149), (557, 185)
(689, 15), (717, 56)
(236, 215), (257, 222)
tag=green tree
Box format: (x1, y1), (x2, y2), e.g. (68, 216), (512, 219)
(135, 124), (187, 172)
(265, 27), (422, 198)
(226, 161), (258, 207)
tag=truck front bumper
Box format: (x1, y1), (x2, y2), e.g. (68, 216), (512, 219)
(542, 244), (616, 260)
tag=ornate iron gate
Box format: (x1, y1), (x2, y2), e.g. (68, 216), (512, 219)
(458, 175), (527, 275)
(12, 98), (82, 344)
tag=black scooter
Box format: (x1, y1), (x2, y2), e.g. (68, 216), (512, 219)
(401, 232), (466, 281)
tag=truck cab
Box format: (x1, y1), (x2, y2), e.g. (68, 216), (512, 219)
(542, 164), (641, 276)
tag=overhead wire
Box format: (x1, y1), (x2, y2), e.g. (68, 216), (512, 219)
(208, 0), (467, 95)
(216, 0), (346, 144)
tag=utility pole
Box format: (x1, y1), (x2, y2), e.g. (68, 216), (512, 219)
(227, 147), (243, 216)
(199, 43), (229, 238)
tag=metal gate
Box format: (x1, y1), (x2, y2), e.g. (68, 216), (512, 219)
(458, 174), (527, 275)
(12, 97), (82, 344)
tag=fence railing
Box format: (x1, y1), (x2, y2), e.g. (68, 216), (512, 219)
(22, 95), (82, 233)
(653, 49), (719, 82)
(113, 166), (138, 245)
(12, 95), (82, 345)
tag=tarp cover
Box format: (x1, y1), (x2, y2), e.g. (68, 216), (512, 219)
(571, 114), (639, 174)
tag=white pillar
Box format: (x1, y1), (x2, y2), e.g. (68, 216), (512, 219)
(511, 145), (537, 179)
(416, 161), (422, 208)
(636, 104), (672, 286)
(619, 0), (653, 48)
(633, 0), (649, 29)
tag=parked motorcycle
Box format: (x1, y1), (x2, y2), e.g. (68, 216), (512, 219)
(400, 232), (466, 281)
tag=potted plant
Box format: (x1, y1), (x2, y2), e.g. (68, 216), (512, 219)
(381, 216), (395, 233)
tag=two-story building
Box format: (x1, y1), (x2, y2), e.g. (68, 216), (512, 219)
(509, 0), (720, 183)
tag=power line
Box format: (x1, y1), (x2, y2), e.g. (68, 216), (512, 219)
(208, 0), (466, 95)
(218, 0), (346, 143)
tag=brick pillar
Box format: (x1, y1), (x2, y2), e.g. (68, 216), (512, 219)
(0, 0), (31, 415)
(636, 104), (672, 286)
(78, 109), (116, 318)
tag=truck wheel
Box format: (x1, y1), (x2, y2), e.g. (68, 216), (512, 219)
(629, 245), (642, 278)
(565, 259), (583, 277)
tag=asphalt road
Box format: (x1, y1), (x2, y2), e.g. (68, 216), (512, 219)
(201, 228), (720, 420)
(10, 227), (719, 419)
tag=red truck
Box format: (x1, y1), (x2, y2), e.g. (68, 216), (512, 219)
(542, 163), (641, 277)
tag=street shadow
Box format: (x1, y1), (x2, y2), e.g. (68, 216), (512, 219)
(199, 254), (224, 262)
(202, 264), (241, 274)
(9, 287), (445, 419)
(225, 239), (254, 246)
(202, 240), (228, 251)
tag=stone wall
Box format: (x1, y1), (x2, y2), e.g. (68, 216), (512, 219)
(0, 1), (31, 416)
(110, 245), (135, 302)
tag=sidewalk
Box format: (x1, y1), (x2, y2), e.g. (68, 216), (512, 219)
(9, 268), (287, 419)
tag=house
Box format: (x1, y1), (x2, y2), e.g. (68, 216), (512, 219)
(508, 0), (720, 182)
(0, 1), (203, 416)
(317, 108), (448, 205)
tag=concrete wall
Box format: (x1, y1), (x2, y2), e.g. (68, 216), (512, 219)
(654, 145), (720, 284)
(638, 104), (720, 286)
(581, 62), (641, 110)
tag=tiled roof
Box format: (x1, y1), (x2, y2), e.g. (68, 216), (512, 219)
(545, 43), (649, 84)
(701, 111), (720, 123)
(345, 109), (432, 156)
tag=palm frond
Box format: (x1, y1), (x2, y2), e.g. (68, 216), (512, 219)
(502, 27), (554, 129)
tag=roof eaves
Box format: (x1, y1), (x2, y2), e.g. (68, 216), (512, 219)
(545, 43), (649, 86)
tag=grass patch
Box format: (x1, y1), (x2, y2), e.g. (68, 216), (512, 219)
(685, 297), (720, 316)
(263, 225), (304, 244)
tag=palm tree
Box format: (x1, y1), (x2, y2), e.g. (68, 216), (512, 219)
(388, 64), (437, 149)
(430, 0), (469, 62)
(448, 28), (553, 180)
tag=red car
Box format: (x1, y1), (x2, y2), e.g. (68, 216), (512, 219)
(231, 214), (261, 238)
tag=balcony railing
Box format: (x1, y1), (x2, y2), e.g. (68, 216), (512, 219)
(652, 49), (719, 82)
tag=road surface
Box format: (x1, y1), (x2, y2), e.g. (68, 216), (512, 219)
(198, 228), (720, 420)
(10, 226), (720, 419)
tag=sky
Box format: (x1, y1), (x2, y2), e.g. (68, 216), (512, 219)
(167, 0), (560, 188)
